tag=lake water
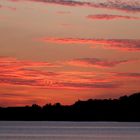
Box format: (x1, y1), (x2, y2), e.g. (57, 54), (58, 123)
(0, 121), (140, 140)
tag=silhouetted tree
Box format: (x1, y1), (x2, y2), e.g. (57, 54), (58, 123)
(0, 92), (140, 121)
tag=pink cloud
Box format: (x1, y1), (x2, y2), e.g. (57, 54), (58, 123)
(39, 37), (140, 52)
(87, 14), (140, 20)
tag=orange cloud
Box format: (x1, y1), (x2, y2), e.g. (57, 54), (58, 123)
(0, 57), (120, 89)
(1, 57), (139, 90)
(0, 57), (58, 87)
(39, 37), (140, 51)
(0, 56), (56, 68)
(87, 14), (140, 20)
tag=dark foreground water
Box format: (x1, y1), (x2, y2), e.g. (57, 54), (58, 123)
(0, 121), (140, 140)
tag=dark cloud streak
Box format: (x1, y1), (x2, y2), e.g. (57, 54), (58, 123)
(8, 0), (140, 13)
(40, 37), (140, 52)
(87, 14), (140, 20)
(67, 58), (136, 68)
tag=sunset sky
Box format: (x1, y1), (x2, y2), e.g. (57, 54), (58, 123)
(0, 0), (140, 106)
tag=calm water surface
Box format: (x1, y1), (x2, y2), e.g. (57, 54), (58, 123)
(0, 121), (140, 140)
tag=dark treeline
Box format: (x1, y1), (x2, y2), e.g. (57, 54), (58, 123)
(0, 92), (140, 121)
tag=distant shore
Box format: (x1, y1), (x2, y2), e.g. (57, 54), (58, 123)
(0, 92), (140, 122)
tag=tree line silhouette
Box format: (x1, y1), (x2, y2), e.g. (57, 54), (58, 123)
(0, 92), (140, 121)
